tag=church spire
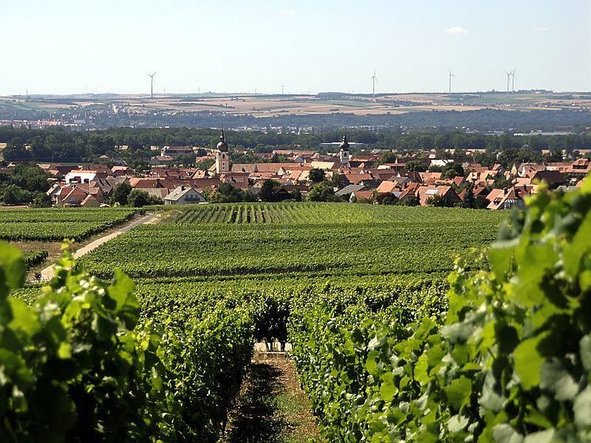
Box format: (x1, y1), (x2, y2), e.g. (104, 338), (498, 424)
(215, 127), (230, 174)
(340, 134), (349, 151)
(216, 128), (228, 152)
(339, 134), (350, 166)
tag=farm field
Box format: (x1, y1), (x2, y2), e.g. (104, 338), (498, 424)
(0, 207), (139, 242)
(4, 197), (588, 442)
(74, 202), (504, 441)
(81, 203), (506, 281)
(8, 91), (590, 120)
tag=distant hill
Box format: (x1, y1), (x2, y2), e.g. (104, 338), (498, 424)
(0, 92), (590, 131)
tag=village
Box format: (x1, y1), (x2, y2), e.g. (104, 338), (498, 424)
(13, 130), (590, 210)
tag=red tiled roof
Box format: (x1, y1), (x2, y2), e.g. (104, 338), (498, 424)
(376, 181), (398, 194)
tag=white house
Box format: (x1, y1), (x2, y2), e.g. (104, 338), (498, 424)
(429, 159), (453, 169)
(65, 170), (98, 184)
(163, 186), (206, 205)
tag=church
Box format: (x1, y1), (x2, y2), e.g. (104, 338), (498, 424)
(215, 129), (230, 174)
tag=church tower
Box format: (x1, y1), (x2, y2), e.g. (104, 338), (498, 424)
(339, 135), (350, 167)
(215, 129), (230, 175)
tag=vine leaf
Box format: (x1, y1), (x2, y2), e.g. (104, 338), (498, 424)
(513, 336), (544, 390)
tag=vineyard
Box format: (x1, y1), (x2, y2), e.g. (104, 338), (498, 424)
(172, 202), (504, 225)
(80, 203), (505, 280)
(2, 195), (591, 441)
(0, 207), (139, 241)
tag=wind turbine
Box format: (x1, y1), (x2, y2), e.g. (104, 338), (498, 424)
(148, 72), (157, 99)
(511, 68), (516, 92)
(448, 69), (454, 94)
(281, 83), (285, 95)
(505, 70), (512, 93)
(371, 70), (378, 98)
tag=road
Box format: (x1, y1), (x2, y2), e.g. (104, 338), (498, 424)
(39, 213), (155, 281)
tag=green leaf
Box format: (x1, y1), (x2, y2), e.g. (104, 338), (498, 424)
(380, 372), (397, 401)
(489, 240), (517, 281)
(479, 375), (505, 412)
(493, 424), (524, 443)
(0, 242), (25, 296)
(444, 376), (472, 411)
(580, 334), (591, 372)
(415, 353), (429, 384)
(109, 269), (136, 308)
(426, 343), (446, 370)
(563, 211), (591, 279)
(57, 341), (72, 359)
(523, 429), (554, 443)
(365, 350), (379, 375)
(574, 385), (591, 428)
(540, 360), (578, 401)
(8, 298), (40, 336)
(514, 336), (544, 390)
(108, 269), (139, 328)
(580, 270), (591, 292)
(447, 414), (469, 433)
(514, 243), (557, 307)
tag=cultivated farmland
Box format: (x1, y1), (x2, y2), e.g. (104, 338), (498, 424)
(3, 195), (590, 442)
(0, 207), (138, 241)
(81, 203), (505, 280)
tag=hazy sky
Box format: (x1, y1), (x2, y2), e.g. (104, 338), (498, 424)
(1, 0), (589, 95)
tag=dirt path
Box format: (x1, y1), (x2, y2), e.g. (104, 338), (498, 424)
(222, 352), (323, 443)
(39, 213), (155, 281)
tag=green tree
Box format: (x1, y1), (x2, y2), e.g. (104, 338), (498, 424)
(3, 138), (32, 161)
(376, 193), (398, 205)
(30, 136), (51, 160)
(308, 168), (325, 183)
(379, 151), (398, 164)
(397, 195), (420, 206)
(442, 162), (465, 179)
(10, 164), (50, 193)
(175, 154), (196, 166)
(111, 182), (132, 206)
(127, 189), (161, 207)
(197, 158), (215, 171)
(426, 194), (447, 207)
(544, 149), (563, 162)
(211, 183), (247, 203)
(404, 160), (427, 172)
(331, 173), (348, 189)
(290, 188), (302, 202)
(493, 175), (513, 189)
(31, 192), (51, 208)
(461, 183), (476, 208)
(474, 151), (497, 167)
(260, 179), (282, 202)
(3, 184), (31, 205)
(307, 182), (336, 202)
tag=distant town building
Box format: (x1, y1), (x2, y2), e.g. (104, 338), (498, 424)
(160, 146), (195, 158)
(164, 186), (206, 205)
(339, 135), (350, 167)
(320, 141), (365, 149)
(65, 170), (97, 184)
(215, 130), (230, 175)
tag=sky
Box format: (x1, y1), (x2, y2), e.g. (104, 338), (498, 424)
(0, 0), (589, 95)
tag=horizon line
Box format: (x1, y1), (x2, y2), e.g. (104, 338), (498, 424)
(3, 89), (591, 98)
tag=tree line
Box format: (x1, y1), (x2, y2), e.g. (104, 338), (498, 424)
(1, 126), (591, 164)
